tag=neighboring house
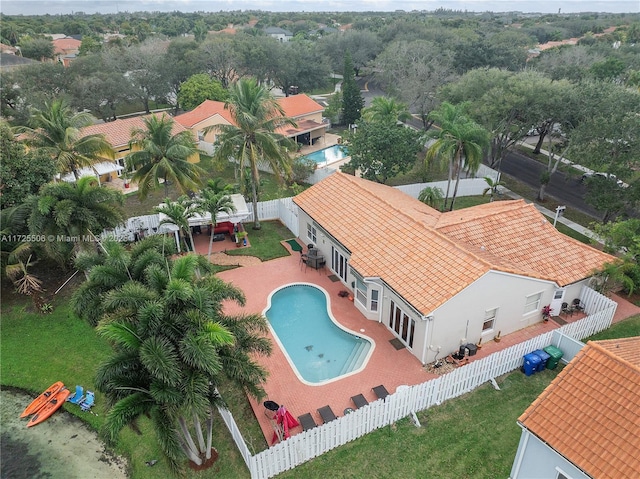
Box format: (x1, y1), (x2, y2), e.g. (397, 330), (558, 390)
(511, 337), (640, 479)
(0, 43), (19, 54)
(0, 52), (37, 71)
(293, 172), (616, 364)
(64, 113), (199, 184)
(174, 94), (327, 154)
(52, 37), (81, 66)
(265, 27), (293, 42)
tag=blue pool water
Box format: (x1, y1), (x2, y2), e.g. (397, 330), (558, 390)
(303, 145), (349, 165)
(265, 284), (373, 384)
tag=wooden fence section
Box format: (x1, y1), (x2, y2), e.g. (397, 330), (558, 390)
(221, 286), (617, 479)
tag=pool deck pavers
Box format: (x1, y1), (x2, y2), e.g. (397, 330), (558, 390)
(195, 234), (640, 445)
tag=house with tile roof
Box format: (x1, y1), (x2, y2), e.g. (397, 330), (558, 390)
(174, 94), (327, 155)
(52, 37), (81, 66)
(510, 337), (640, 479)
(293, 172), (616, 364)
(67, 113), (198, 184)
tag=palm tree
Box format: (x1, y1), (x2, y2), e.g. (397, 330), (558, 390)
(204, 77), (297, 230)
(88, 253), (270, 474)
(198, 180), (236, 261)
(362, 96), (412, 124)
(23, 99), (115, 179)
(482, 175), (506, 202)
(418, 186), (445, 210)
(426, 102), (490, 211)
(155, 195), (201, 253)
(127, 114), (205, 199)
(26, 176), (125, 265)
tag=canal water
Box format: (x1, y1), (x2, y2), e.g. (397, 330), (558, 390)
(1, 388), (128, 479)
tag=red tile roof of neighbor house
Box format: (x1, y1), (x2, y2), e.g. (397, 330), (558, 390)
(174, 94), (324, 130)
(518, 337), (640, 479)
(52, 37), (81, 54)
(81, 114), (192, 148)
(293, 173), (616, 314)
(174, 100), (234, 128)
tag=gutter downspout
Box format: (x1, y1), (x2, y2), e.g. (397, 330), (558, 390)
(511, 425), (529, 479)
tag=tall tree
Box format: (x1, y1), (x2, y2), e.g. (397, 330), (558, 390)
(426, 102), (490, 211)
(22, 99), (115, 179)
(155, 195), (201, 253)
(341, 52), (364, 127)
(345, 120), (423, 184)
(25, 176), (125, 266)
(198, 181), (236, 261)
(0, 121), (56, 208)
(362, 96), (412, 124)
(89, 252), (270, 474)
(204, 77), (296, 230)
(127, 113), (204, 199)
(178, 74), (228, 111)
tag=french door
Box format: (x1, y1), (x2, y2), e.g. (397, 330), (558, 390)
(388, 300), (415, 349)
(332, 246), (348, 282)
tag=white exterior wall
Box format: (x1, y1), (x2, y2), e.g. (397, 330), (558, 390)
(427, 271), (557, 363)
(511, 429), (589, 479)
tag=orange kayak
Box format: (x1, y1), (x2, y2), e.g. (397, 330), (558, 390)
(27, 388), (70, 427)
(20, 381), (64, 418)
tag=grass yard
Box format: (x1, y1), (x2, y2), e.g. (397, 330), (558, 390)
(123, 155), (306, 218)
(0, 300), (254, 479)
(279, 368), (561, 479)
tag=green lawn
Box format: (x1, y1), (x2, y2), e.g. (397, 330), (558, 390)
(123, 155), (307, 218)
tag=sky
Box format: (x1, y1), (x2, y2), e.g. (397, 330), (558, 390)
(1, 0), (638, 15)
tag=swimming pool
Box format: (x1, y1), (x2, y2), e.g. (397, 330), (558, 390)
(303, 145), (349, 165)
(264, 283), (373, 385)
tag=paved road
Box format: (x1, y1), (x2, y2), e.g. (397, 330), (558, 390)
(497, 149), (602, 219)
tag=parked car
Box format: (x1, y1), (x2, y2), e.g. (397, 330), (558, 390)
(581, 171), (626, 187)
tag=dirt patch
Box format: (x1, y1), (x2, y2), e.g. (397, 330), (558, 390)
(187, 448), (219, 472)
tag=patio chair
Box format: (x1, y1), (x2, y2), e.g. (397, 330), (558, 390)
(351, 394), (369, 409)
(317, 405), (337, 424)
(298, 413), (317, 431)
(572, 298), (584, 312)
(372, 385), (390, 400)
(66, 385), (85, 405)
(561, 302), (571, 317)
(80, 391), (95, 412)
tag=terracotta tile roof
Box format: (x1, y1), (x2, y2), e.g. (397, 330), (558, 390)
(294, 173), (490, 314)
(435, 200), (615, 286)
(176, 95), (325, 137)
(81, 114), (191, 148)
(52, 37), (81, 54)
(293, 173), (616, 314)
(174, 100), (234, 128)
(277, 94), (324, 119)
(518, 337), (640, 479)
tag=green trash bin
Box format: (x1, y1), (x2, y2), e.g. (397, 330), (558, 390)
(543, 345), (564, 370)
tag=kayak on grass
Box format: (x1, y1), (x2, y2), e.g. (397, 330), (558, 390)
(19, 381), (64, 419)
(27, 387), (71, 427)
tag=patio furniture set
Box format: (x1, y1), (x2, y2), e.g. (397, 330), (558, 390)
(297, 384), (390, 431)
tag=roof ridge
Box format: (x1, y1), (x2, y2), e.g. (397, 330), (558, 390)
(589, 339), (640, 372)
(339, 173), (497, 272)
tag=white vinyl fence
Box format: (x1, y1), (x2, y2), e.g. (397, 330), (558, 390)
(220, 285), (616, 479)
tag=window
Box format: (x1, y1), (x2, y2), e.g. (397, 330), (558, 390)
(306, 223), (316, 244)
(355, 278), (367, 305)
(524, 292), (542, 314)
(483, 308), (497, 331)
(370, 289), (379, 312)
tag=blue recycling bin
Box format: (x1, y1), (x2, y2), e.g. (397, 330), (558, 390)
(522, 353), (542, 376)
(532, 349), (550, 372)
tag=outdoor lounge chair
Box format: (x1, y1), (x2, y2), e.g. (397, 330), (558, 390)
(66, 385), (84, 405)
(351, 394), (369, 409)
(80, 391), (95, 411)
(372, 385), (390, 400)
(298, 413), (317, 431)
(317, 405), (337, 424)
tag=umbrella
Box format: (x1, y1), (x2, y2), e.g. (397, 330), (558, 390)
(271, 405), (300, 444)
